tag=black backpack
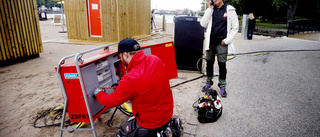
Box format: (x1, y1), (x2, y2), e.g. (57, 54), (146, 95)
(194, 88), (223, 123)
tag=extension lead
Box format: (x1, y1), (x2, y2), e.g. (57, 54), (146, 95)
(33, 83), (132, 129)
(34, 49), (320, 129)
(33, 105), (76, 128)
(170, 49), (320, 88)
(232, 49), (320, 56)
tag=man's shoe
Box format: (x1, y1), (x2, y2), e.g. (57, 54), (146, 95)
(202, 79), (213, 92)
(220, 89), (227, 97)
(202, 85), (211, 92)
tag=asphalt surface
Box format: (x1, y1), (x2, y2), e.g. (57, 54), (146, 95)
(193, 37), (320, 137)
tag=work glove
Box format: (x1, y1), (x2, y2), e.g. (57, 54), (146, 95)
(93, 88), (104, 99)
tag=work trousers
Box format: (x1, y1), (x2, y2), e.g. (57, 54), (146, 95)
(205, 43), (228, 89)
(116, 117), (169, 137)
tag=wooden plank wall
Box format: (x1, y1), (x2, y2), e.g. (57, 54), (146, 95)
(65, 0), (150, 42)
(101, 0), (118, 42)
(0, 0), (43, 62)
(64, 0), (89, 41)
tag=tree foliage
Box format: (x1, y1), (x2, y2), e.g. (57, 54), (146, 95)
(201, 0), (320, 23)
(36, 0), (45, 7)
(36, 0), (57, 8)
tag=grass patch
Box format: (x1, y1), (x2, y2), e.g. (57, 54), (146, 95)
(256, 22), (287, 29)
(239, 19), (287, 29)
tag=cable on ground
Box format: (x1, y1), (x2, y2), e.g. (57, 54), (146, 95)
(170, 49), (320, 88)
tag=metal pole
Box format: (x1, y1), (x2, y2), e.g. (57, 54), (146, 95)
(59, 0), (67, 33)
(57, 54), (76, 137)
(74, 53), (97, 137)
(241, 14), (249, 40)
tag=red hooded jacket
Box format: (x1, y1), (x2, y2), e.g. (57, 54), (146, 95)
(96, 50), (174, 129)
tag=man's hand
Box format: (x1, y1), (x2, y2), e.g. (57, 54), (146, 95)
(208, 1), (214, 10)
(221, 40), (226, 45)
(93, 88), (104, 99)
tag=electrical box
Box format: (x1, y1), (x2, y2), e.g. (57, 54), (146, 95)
(58, 50), (122, 123)
(142, 41), (178, 80)
(57, 41), (177, 123)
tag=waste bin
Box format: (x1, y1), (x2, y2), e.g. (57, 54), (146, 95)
(174, 16), (204, 71)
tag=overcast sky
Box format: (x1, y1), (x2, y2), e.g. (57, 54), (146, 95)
(151, 0), (204, 11)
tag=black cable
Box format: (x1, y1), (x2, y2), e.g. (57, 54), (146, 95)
(103, 108), (112, 114)
(52, 111), (62, 125)
(170, 75), (205, 88)
(35, 49), (319, 128)
(107, 107), (122, 129)
(227, 49), (320, 61)
(33, 107), (76, 128)
(227, 53), (236, 61)
(192, 97), (201, 109)
(33, 106), (111, 129)
(170, 57), (206, 89)
(231, 49), (320, 56)
(118, 106), (133, 117)
(170, 49), (320, 88)
(196, 58), (206, 74)
(107, 105), (133, 129)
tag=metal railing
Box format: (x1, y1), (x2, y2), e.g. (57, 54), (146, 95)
(287, 19), (320, 36)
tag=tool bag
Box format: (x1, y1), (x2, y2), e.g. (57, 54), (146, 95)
(194, 88), (222, 123)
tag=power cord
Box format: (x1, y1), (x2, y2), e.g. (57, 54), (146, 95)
(170, 49), (320, 88)
(107, 106), (133, 129)
(33, 106), (76, 128)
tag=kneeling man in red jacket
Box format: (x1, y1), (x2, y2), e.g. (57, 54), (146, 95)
(94, 38), (174, 136)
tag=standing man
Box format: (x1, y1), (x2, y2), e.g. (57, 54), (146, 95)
(151, 9), (156, 31)
(200, 0), (239, 97)
(94, 38), (174, 136)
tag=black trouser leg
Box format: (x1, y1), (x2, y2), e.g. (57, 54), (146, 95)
(218, 62), (227, 80)
(206, 59), (215, 78)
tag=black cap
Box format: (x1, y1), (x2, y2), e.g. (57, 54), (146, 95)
(114, 38), (140, 57)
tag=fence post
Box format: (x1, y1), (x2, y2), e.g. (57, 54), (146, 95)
(292, 22), (295, 35)
(162, 15), (166, 31)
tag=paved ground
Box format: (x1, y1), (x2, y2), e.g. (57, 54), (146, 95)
(181, 35), (320, 137)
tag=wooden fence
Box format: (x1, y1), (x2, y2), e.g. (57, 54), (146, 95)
(65, 0), (150, 42)
(0, 0), (43, 64)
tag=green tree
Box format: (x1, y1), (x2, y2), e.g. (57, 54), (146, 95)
(295, 0), (320, 19)
(287, 0), (298, 21)
(36, 0), (57, 8)
(183, 9), (190, 14)
(199, 0), (319, 21)
(200, 0), (209, 11)
(45, 0), (56, 8)
(36, 0), (45, 7)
